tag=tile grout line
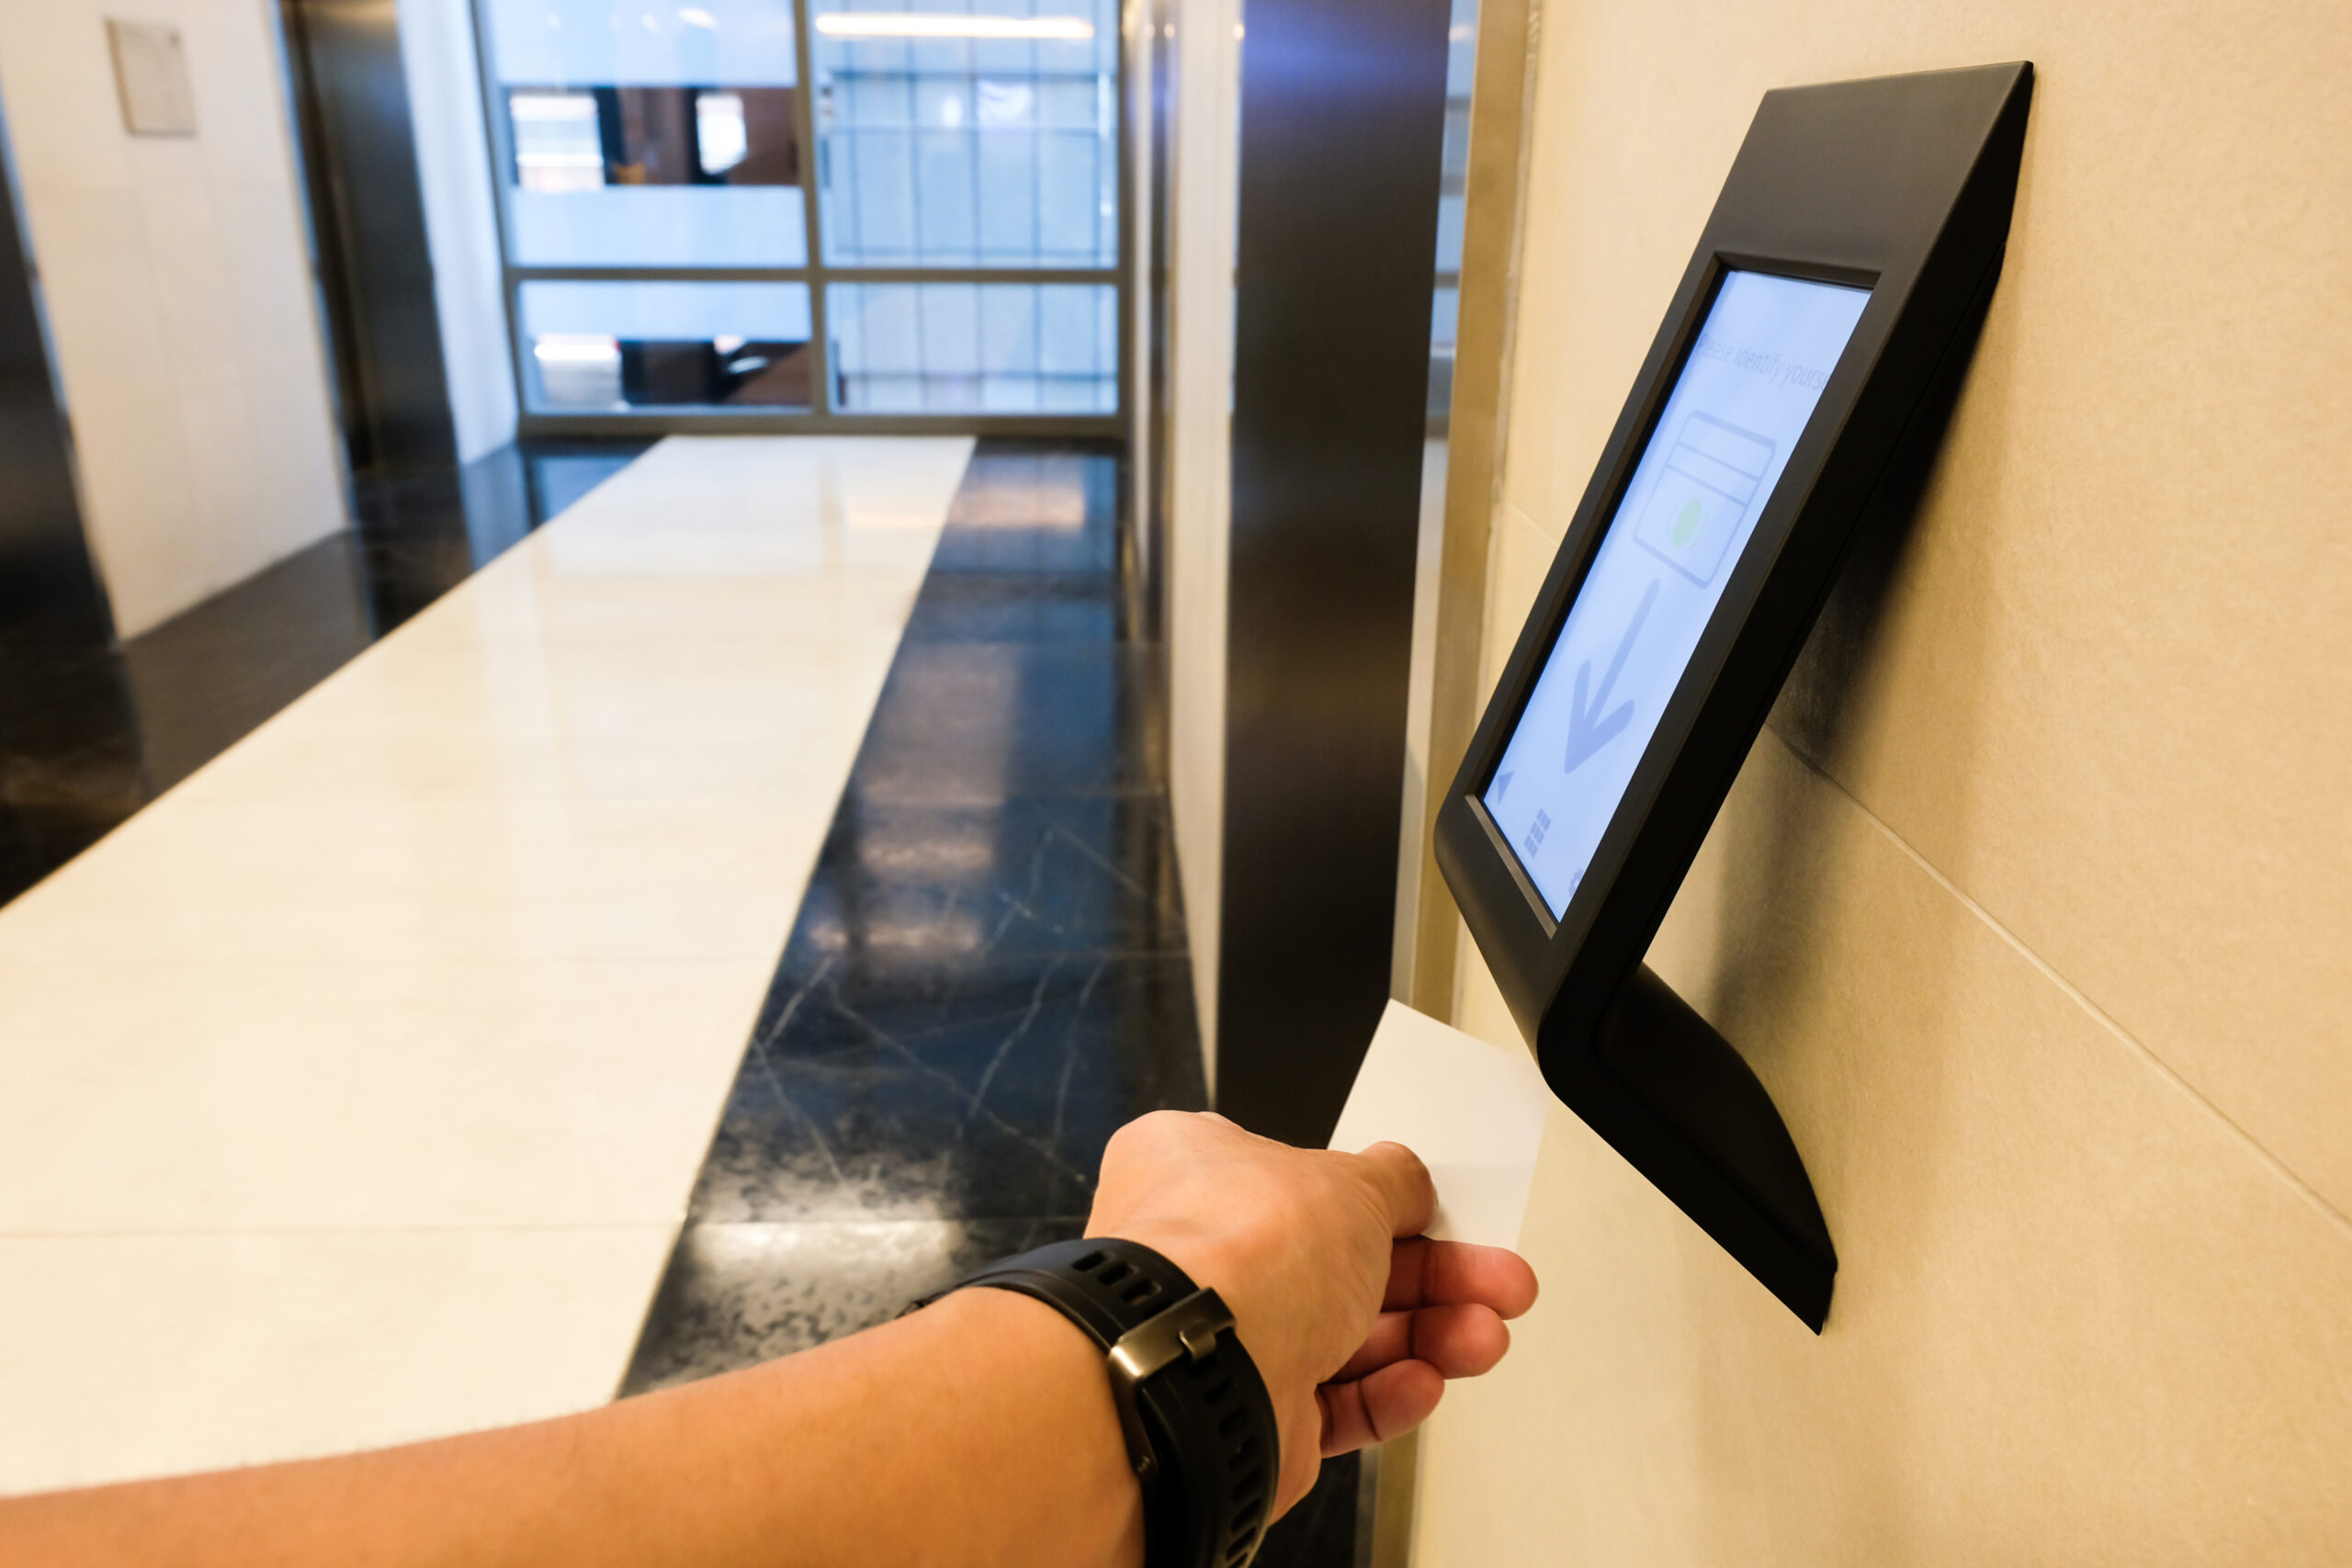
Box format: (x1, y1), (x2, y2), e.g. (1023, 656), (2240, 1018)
(1769, 727), (2352, 1245)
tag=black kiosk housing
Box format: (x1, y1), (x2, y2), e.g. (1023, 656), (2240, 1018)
(1434, 64), (2033, 1330)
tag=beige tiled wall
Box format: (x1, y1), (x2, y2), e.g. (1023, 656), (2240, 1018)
(1414, 0), (2352, 1559)
(0, 1), (347, 636)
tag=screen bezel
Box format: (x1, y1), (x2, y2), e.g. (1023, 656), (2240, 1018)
(1463, 253), (1880, 943)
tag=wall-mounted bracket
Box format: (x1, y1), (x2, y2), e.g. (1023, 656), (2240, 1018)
(1577, 966), (1834, 1328)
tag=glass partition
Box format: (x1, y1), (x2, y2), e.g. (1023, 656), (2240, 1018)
(477, 0), (1122, 423)
(1428, 0), (1475, 423)
(812, 0), (1118, 268)
(489, 3), (809, 272)
(829, 281), (1115, 411)
(520, 280), (816, 410)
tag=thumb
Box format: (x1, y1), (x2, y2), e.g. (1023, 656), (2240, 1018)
(1347, 1142), (1436, 1239)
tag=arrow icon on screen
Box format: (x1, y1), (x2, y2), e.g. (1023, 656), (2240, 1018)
(1564, 578), (1660, 776)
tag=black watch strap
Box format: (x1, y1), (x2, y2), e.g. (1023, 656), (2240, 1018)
(910, 1237), (1279, 1568)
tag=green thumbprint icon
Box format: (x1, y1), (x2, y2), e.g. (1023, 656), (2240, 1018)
(1671, 496), (1704, 547)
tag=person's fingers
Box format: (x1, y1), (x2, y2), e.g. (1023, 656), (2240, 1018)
(1330, 1303), (1511, 1383)
(1348, 1142), (1437, 1239)
(1317, 1360), (1446, 1457)
(1329, 1309), (1414, 1382)
(1383, 1237), (1540, 1317)
(1408, 1303), (1510, 1378)
(1352, 1359), (1447, 1448)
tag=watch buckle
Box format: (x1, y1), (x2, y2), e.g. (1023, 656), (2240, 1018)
(1106, 1287), (1235, 1479)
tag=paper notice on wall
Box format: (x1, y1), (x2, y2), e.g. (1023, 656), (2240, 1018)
(1328, 1000), (1552, 1248)
(107, 20), (198, 138)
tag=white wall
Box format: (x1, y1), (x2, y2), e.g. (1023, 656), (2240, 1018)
(398, 0), (514, 464)
(1161, 0), (1244, 1089)
(0, 0), (347, 637)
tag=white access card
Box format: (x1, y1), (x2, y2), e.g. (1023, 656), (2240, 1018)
(1327, 1000), (1552, 1248)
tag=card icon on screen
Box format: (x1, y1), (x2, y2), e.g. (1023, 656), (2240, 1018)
(1634, 414), (1774, 585)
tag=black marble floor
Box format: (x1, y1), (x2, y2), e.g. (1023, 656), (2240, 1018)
(0, 442), (644, 908)
(621, 442), (1360, 1565)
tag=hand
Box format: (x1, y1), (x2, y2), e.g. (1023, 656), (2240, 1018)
(1085, 1111), (1538, 1514)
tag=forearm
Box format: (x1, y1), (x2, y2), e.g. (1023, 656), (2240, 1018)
(2, 1289), (1143, 1568)
(3, 1115), (1538, 1564)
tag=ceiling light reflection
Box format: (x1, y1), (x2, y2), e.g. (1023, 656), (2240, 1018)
(533, 333), (622, 364)
(510, 92), (598, 120)
(863, 835), (997, 874)
(866, 919), (985, 953)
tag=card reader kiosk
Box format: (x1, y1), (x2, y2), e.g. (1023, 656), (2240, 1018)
(1434, 63), (2033, 1329)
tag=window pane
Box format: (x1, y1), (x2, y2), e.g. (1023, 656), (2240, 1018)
(814, 1), (1118, 267)
(829, 282), (1114, 412)
(520, 281), (815, 411)
(486, 3), (808, 267)
(490, 1), (798, 86)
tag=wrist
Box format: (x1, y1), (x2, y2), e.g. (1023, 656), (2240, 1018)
(1083, 1224), (1289, 1397)
(915, 1238), (1281, 1568)
(912, 1289), (1147, 1568)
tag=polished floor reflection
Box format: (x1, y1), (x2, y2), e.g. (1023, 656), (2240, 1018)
(0, 443), (645, 907)
(624, 446), (1204, 1383)
(0, 436), (969, 1493)
(0, 436), (1355, 1553)
(619, 442), (1360, 1563)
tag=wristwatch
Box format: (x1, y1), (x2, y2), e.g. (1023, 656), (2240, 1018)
(910, 1236), (1280, 1568)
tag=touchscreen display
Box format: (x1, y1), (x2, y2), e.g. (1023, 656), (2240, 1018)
(1482, 270), (1870, 919)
